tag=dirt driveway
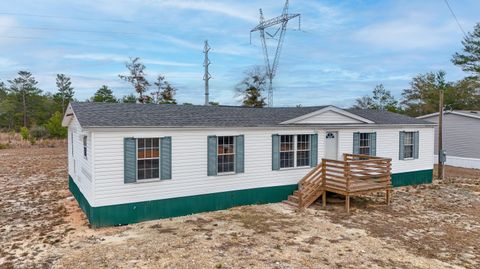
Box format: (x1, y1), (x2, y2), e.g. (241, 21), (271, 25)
(1, 147), (479, 269)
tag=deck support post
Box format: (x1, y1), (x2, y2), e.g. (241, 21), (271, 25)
(345, 195), (350, 213)
(322, 190), (326, 208)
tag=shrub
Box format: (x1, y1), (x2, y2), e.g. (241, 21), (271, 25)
(20, 127), (30, 140)
(0, 143), (10, 149)
(45, 112), (67, 138)
(30, 126), (49, 139)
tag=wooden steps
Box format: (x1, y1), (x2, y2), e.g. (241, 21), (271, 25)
(283, 153), (393, 212)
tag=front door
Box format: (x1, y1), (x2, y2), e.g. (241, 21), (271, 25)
(325, 131), (338, 160)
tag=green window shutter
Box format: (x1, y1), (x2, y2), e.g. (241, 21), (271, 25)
(207, 135), (217, 176)
(414, 131), (420, 159)
(235, 135), (245, 173)
(370, 132), (377, 156)
(124, 137), (137, 183)
(310, 134), (318, 167)
(353, 132), (360, 154)
(160, 137), (172, 180)
(399, 131), (405, 160)
(272, 134), (280, 170)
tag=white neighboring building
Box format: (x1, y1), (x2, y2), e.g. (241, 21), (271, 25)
(418, 110), (480, 169)
(63, 103), (435, 227)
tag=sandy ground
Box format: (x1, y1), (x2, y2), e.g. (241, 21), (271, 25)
(1, 147), (479, 269)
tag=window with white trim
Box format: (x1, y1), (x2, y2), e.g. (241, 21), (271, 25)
(218, 136), (235, 173)
(83, 136), (87, 159)
(403, 132), (414, 159)
(137, 138), (160, 180)
(359, 133), (371, 155)
(280, 135), (311, 168)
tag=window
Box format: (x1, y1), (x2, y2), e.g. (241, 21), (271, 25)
(137, 138), (160, 180)
(296, 135), (310, 167)
(218, 136), (235, 173)
(280, 135), (310, 168)
(280, 135), (295, 168)
(359, 133), (371, 155)
(83, 136), (87, 159)
(403, 132), (414, 159)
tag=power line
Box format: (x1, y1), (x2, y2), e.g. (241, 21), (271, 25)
(0, 11), (136, 24)
(443, 0), (467, 37)
(1, 25), (142, 36)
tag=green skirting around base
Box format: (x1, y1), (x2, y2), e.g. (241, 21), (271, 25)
(69, 175), (297, 228)
(391, 169), (433, 187)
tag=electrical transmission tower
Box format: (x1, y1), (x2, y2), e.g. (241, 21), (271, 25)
(203, 40), (211, 106)
(250, 0), (300, 107)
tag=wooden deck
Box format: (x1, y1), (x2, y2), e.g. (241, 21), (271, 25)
(287, 153), (392, 212)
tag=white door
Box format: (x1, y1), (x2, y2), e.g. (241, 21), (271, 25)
(325, 131), (338, 160)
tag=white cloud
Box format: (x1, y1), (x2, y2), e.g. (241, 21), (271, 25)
(144, 0), (258, 23)
(353, 18), (458, 50)
(63, 53), (197, 67)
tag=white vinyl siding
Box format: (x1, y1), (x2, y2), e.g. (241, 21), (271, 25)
(423, 113), (480, 159)
(296, 110), (363, 124)
(67, 117), (94, 204)
(87, 126), (434, 207)
(337, 128), (434, 174)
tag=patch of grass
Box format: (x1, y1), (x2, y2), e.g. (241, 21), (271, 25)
(222, 206), (301, 234)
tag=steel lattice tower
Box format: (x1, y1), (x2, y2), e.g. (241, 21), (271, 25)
(250, 0), (300, 107)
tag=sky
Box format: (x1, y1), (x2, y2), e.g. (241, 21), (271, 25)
(0, 0), (478, 107)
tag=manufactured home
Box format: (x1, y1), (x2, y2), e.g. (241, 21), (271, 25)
(63, 102), (435, 227)
(418, 110), (480, 169)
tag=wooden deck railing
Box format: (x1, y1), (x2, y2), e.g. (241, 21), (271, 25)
(296, 153), (392, 212)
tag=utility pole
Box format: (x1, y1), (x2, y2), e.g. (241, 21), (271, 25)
(438, 89), (444, 179)
(203, 40), (211, 106)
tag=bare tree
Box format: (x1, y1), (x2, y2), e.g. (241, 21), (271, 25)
(235, 66), (267, 107)
(152, 75), (177, 104)
(119, 57), (150, 103)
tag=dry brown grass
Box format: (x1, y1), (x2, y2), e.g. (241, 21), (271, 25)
(0, 132), (66, 149)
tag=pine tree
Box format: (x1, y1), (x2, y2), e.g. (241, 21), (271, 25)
(152, 75), (177, 104)
(119, 57), (151, 103)
(399, 71), (480, 116)
(54, 74), (74, 113)
(8, 71), (41, 127)
(122, 94), (137, 103)
(353, 84), (398, 112)
(452, 23), (480, 78)
(91, 85), (118, 103)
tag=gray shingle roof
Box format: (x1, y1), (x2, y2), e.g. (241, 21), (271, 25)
(69, 102), (432, 128)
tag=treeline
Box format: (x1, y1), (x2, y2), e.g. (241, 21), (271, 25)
(0, 57), (182, 135)
(352, 23), (480, 116)
(0, 72), (73, 138)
